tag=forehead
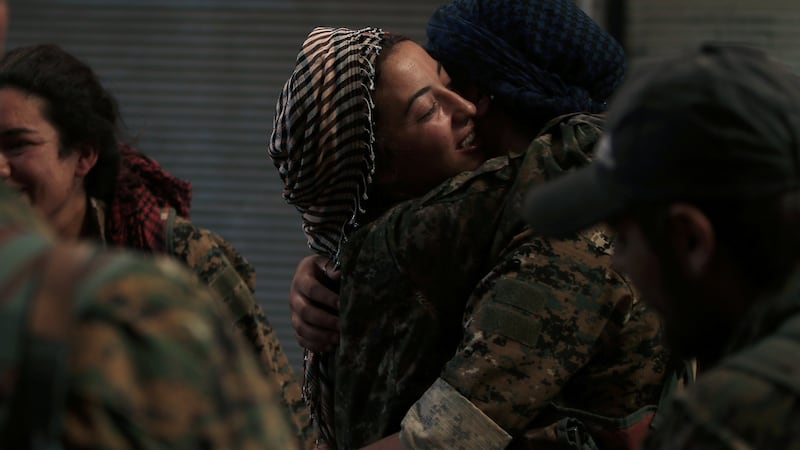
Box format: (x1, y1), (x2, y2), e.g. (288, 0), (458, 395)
(377, 41), (439, 93)
(374, 41), (442, 119)
(381, 40), (437, 72)
(0, 87), (53, 129)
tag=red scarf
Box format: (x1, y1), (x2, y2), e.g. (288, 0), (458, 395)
(106, 144), (192, 252)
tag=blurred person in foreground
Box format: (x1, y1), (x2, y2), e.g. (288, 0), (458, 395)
(524, 43), (800, 449)
(0, 2), (298, 448)
(0, 181), (300, 449)
(0, 42), (311, 447)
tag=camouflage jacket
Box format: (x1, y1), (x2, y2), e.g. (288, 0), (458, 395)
(644, 267), (800, 450)
(334, 113), (673, 449)
(0, 184), (299, 449)
(91, 199), (313, 449)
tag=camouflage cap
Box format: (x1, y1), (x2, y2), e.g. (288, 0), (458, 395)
(523, 43), (800, 236)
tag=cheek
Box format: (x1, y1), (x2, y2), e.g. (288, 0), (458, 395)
(6, 155), (38, 185)
(613, 245), (664, 308)
(17, 155), (75, 200)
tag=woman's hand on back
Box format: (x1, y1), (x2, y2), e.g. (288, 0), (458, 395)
(289, 254), (341, 352)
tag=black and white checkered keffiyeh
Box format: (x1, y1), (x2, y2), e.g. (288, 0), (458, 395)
(268, 26), (386, 449)
(269, 26), (385, 267)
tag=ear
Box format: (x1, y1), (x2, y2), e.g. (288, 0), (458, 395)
(667, 203), (716, 278)
(74, 145), (99, 177)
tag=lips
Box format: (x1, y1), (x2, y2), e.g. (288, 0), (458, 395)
(456, 130), (478, 152)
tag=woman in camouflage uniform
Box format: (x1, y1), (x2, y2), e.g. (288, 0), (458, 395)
(276, 1), (681, 449)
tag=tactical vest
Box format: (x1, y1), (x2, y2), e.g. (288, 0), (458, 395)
(0, 229), (131, 450)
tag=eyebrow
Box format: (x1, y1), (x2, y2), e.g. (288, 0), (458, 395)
(404, 86), (431, 115)
(403, 62), (444, 116)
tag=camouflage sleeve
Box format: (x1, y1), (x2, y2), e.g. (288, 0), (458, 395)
(62, 253), (299, 449)
(169, 218), (313, 450)
(399, 229), (648, 448)
(400, 378), (512, 449)
(374, 156), (514, 302)
(645, 366), (800, 450)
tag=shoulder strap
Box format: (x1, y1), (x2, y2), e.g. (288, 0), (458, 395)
(722, 315), (800, 395)
(163, 207), (177, 255)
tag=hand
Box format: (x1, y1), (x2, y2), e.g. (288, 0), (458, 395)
(358, 433), (402, 450)
(289, 254), (341, 352)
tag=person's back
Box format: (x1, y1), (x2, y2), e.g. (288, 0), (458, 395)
(0, 184), (299, 449)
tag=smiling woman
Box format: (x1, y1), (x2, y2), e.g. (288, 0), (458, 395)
(270, 27), (484, 263)
(0, 43), (314, 449)
(269, 26), (488, 448)
(371, 40), (483, 201)
(273, 4), (676, 448)
(0, 88), (95, 239)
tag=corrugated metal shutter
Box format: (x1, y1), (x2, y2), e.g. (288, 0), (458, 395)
(627, 0), (800, 72)
(7, 0), (445, 369)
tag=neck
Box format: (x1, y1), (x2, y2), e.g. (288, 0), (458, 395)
(480, 108), (537, 158)
(52, 193), (89, 241)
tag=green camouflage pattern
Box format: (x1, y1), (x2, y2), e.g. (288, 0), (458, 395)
(92, 202), (313, 449)
(0, 184), (300, 449)
(334, 113), (672, 449)
(644, 266), (800, 450)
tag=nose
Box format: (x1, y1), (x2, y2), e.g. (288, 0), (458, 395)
(443, 89), (476, 128)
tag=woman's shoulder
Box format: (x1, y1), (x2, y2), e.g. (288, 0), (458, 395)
(165, 213), (256, 292)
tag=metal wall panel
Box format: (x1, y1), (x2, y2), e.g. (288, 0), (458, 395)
(7, 0), (444, 369)
(627, 0), (800, 72)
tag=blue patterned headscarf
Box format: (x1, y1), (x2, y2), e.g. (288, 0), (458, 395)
(426, 0), (625, 119)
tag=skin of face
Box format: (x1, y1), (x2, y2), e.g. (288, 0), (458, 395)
(0, 87), (98, 239)
(373, 40), (485, 199)
(610, 214), (734, 365)
(0, 0), (7, 53)
(610, 216), (672, 318)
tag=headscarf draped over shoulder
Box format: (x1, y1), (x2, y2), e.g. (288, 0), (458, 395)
(269, 27), (385, 264)
(426, 0), (625, 118)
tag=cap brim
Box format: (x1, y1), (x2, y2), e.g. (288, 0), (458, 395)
(522, 165), (629, 237)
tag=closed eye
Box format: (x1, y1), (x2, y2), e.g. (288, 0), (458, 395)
(1, 139), (36, 156)
(419, 101), (438, 122)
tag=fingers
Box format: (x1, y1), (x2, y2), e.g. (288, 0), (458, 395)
(296, 255), (340, 310)
(292, 312), (338, 353)
(289, 255), (341, 352)
(314, 254), (342, 283)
